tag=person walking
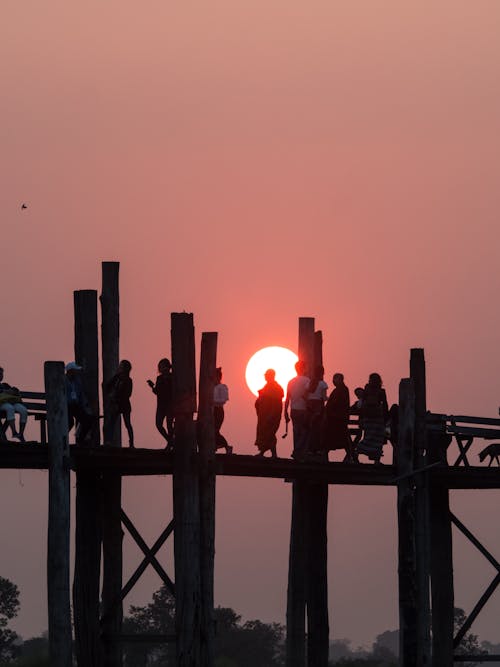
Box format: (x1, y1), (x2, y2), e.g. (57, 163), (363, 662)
(284, 360), (310, 460)
(322, 372), (353, 461)
(254, 369), (284, 458)
(147, 358), (174, 450)
(103, 360), (134, 447)
(357, 372), (389, 464)
(214, 367), (232, 454)
(306, 365), (328, 454)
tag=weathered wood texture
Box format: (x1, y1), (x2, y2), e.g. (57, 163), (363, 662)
(100, 262), (123, 667)
(73, 291), (103, 667)
(198, 332), (218, 667)
(172, 313), (201, 666)
(397, 378), (417, 667)
(45, 361), (72, 667)
(410, 348), (431, 667)
(286, 481), (307, 667)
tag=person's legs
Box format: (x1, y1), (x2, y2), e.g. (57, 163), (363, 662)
(155, 407), (170, 443)
(291, 409), (309, 459)
(122, 411), (134, 447)
(214, 406), (231, 453)
(14, 404), (28, 443)
(0, 404), (16, 437)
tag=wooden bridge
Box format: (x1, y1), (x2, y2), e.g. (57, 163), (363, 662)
(3, 261), (500, 667)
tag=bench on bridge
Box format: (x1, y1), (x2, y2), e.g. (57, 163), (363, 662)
(427, 413), (500, 467)
(0, 392), (47, 444)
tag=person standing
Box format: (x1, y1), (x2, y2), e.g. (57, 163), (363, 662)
(65, 362), (94, 446)
(103, 359), (134, 448)
(254, 369), (284, 458)
(284, 360), (310, 460)
(357, 372), (389, 464)
(322, 372), (353, 461)
(147, 358), (174, 450)
(213, 367), (232, 454)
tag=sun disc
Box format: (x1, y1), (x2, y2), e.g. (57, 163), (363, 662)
(245, 346), (298, 397)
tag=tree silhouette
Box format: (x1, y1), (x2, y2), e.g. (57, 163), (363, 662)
(0, 575), (20, 662)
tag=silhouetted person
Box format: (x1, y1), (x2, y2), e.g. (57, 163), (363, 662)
(148, 358), (174, 450)
(350, 387), (365, 446)
(307, 365), (328, 453)
(104, 359), (134, 447)
(284, 360), (310, 461)
(66, 362), (94, 446)
(357, 372), (389, 464)
(0, 367), (27, 442)
(427, 412), (452, 465)
(254, 369), (284, 458)
(213, 367), (232, 454)
(322, 373), (353, 461)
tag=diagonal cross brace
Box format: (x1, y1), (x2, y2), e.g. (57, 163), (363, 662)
(450, 512), (500, 648)
(121, 510), (175, 600)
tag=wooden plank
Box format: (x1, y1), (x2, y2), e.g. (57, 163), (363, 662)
(410, 348), (431, 667)
(73, 290), (103, 667)
(45, 361), (72, 667)
(198, 332), (217, 667)
(171, 313), (201, 666)
(397, 378), (418, 667)
(100, 262), (122, 667)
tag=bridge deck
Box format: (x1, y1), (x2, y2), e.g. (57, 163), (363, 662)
(1, 442), (500, 488)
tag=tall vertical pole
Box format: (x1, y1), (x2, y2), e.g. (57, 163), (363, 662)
(172, 312), (201, 666)
(397, 378), (418, 667)
(45, 361), (72, 667)
(306, 326), (329, 667)
(410, 348), (431, 667)
(73, 290), (102, 667)
(100, 262), (123, 667)
(198, 332), (218, 667)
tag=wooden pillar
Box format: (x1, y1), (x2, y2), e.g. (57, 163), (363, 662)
(45, 361), (72, 667)
(410, 348), (431, 667)
(100, 262), (123, 667)
(198, 332), (218, 667)
(172, 312), (201, 666)
(286, 483), (307, 667)
(306, 326), (329, 667)
(428, 417), (454, 667)
(73, 290), (102, 667)
(397, 378), (418, 667)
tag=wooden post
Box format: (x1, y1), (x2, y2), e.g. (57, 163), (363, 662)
(73, 290), (103, 667)
(198, 332), (218, 667)
(397, 378), (418, 667)
(172, 312), (201, 666)
(428, 416), (454, 666)
(100, 262), (123, 667)
(45, 361), (72, 667)
(74, 290), (100, 446)
(410, 348), (431, 667)
(286, 483), (307, 667)
(306, 326), (329, 667)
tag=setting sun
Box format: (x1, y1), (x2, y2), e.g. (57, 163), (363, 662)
(245, 346), (298, 397)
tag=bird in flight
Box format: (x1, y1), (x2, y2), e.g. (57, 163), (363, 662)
(21, 203), (27, 210)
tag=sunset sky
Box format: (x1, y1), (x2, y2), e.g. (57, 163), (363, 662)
(2, 0), (500, 648)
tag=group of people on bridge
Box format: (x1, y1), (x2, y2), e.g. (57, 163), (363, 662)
(0, 360), (395, 465)
(253, 362), (394, 464)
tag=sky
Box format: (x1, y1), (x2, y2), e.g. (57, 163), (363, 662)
(2, 0), (500, 648)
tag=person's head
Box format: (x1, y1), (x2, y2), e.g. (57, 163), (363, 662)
(264, 368), (276, 382)
(354, 387), (364, 399)
(65, 362), (82, 377)
(158, 358), (171, 374)
(295, 360), (307, 376)
(368, 372), (382, 388)
(332, 372), (344, 387)
(119, 359), (132, 375)
(216, 367), (222, 383)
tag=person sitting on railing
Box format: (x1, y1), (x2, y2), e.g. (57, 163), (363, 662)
(0, 367), (28, 442)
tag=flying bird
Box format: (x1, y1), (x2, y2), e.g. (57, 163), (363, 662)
(21, 203), (27, 210)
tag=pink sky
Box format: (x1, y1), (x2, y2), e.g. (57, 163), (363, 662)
(2, 0), (500, 647)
